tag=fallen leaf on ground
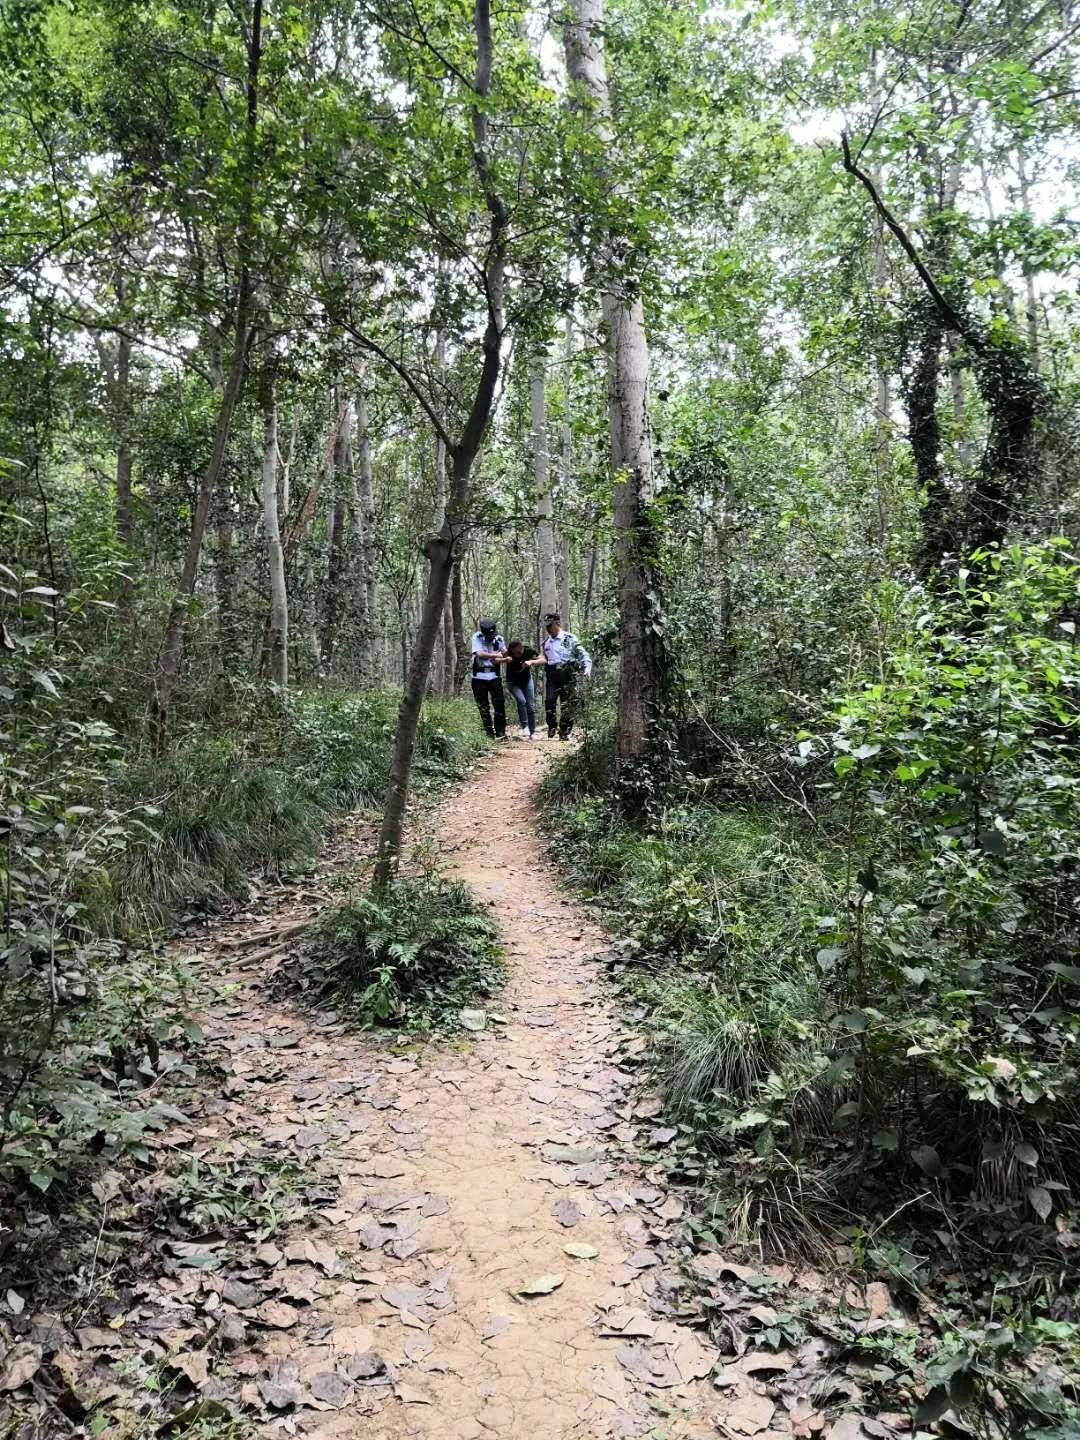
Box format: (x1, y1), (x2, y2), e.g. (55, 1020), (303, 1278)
(222, 1279), (261, 1309)
(309, 1371), (352, 1407)
(254, 1300), (299, 1329)
(517, 1273), (565, 1296)
(552, 1196), (583, 1228)
(0, 1343), (42, 1391)
(673, 1332), (719, 1382)
(572, 1162), (611, 1187)
(258, 1359), (304, 1409)
(741, 1350), (794, 1376)
(827, 1417), (871, 1440)
(404, 1334), (433, 1361)
(615, 1342), (680, 1388)
(396, 1383), (432, 1404)
(725, 1393), (775, 1435)
(166, 1351), (210, 1388)
(564, 1242), (599, 1259)
(331, 1324), (375, 1356)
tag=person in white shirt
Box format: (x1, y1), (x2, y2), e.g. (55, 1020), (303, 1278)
(470, 619), (508, 739)
(541, 612), (592, 740)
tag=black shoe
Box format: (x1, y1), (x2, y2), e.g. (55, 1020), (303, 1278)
(548, 727), (557, 739)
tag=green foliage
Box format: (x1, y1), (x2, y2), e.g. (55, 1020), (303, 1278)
(1, 662), (482, 1196)
(545, 541), (1079, 1263)
(302, 875), (503, 1031)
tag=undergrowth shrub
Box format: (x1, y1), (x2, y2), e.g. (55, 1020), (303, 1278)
(301, 875), (503, 1030)
(544, 541), (1079, 1274)
(2, 612), (483, 1195)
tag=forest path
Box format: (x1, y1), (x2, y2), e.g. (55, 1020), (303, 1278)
(289, 737), (724, 1439)
(135, 740), (737, 1440)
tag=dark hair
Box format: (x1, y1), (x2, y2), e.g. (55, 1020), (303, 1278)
(507, 639), (524, 654)
(545, 612), (560, 623)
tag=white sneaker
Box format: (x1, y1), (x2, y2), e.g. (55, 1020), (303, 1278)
(527, 731), (537, 741)
(519, 727), (529, 740)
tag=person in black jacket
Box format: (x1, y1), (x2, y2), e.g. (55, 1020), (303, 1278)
(504, 640), (543, 739)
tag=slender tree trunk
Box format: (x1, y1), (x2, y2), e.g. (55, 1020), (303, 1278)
(372, 0), (507, 887)
(355, 382), (378, 686)
(564, 0), (664, 768)
(113, 308), (134, 621)
(531, 360), (558, 617)
(215, 489), (239, 674)
(1016, 149), (1041, 369)
(261, 388), (288, 685)
(557, 309), (574, 626)
(322, 392), (352, 672)
(451, 558), (467, 693)
(150, 0), (262, 744)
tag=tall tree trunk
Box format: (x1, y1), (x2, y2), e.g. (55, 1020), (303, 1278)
(372, 0), (507, 887)
(564, 0), (665, 769)
(531, 360), (558, 617)
(355, 382), (378, 686)
(113, 304), (134, 621)
(451, 558), (467, 693)
(151, 0), (262, 745)
(215, 488), (239, 674)
(322, 392), (352, 673)
(557, 309), (574, 626)
(1016, 149), (1040, 369)
(431, 333), (450, 696)
(261, 388), (288, 685)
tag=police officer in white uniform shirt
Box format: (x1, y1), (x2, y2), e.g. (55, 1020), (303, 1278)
(541, 612), (592, 740)
(470, 618), (508, 739)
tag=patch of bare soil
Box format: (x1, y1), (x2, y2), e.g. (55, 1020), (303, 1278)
(5, 743), (888, 1440)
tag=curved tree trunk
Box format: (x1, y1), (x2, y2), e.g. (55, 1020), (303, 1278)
(372, 0), (507, 888)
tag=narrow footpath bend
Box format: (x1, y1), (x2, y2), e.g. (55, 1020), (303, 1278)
(297, 738), (724, 1440)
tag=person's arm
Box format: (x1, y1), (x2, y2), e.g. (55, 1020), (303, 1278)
(575, 639), (593, 677)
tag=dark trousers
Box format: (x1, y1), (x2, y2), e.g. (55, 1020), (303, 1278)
(545, 666), (577, 737)
(507, 676), (536, 734)
(471, 677), (506, 737)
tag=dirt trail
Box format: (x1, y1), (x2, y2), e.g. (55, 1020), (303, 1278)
(279, 738), (722, 1439)
(83, 741), (732, 1439)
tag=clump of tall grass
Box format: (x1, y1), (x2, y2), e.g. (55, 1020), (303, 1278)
(97, 692), (486, 935)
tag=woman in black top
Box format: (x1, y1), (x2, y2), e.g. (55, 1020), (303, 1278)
(503, 640), (543, 739)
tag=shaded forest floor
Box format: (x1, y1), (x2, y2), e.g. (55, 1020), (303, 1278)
(9, 744), (907, 1440)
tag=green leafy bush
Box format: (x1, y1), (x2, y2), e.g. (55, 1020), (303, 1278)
(301, 875), (503, 1030)
(544, 542), (1079, 1260)
(1, 581), (482, 1196)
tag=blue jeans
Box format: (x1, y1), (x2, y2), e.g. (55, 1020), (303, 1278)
(507, 676), (536, 733)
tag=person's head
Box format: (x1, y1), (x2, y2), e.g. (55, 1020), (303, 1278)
(507, 639), (525, 659)
(478, 617), (498, 640)
(544, 612), (561, 636)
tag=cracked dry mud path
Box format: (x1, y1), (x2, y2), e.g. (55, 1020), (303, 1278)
(191, 741), (727, 1440)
